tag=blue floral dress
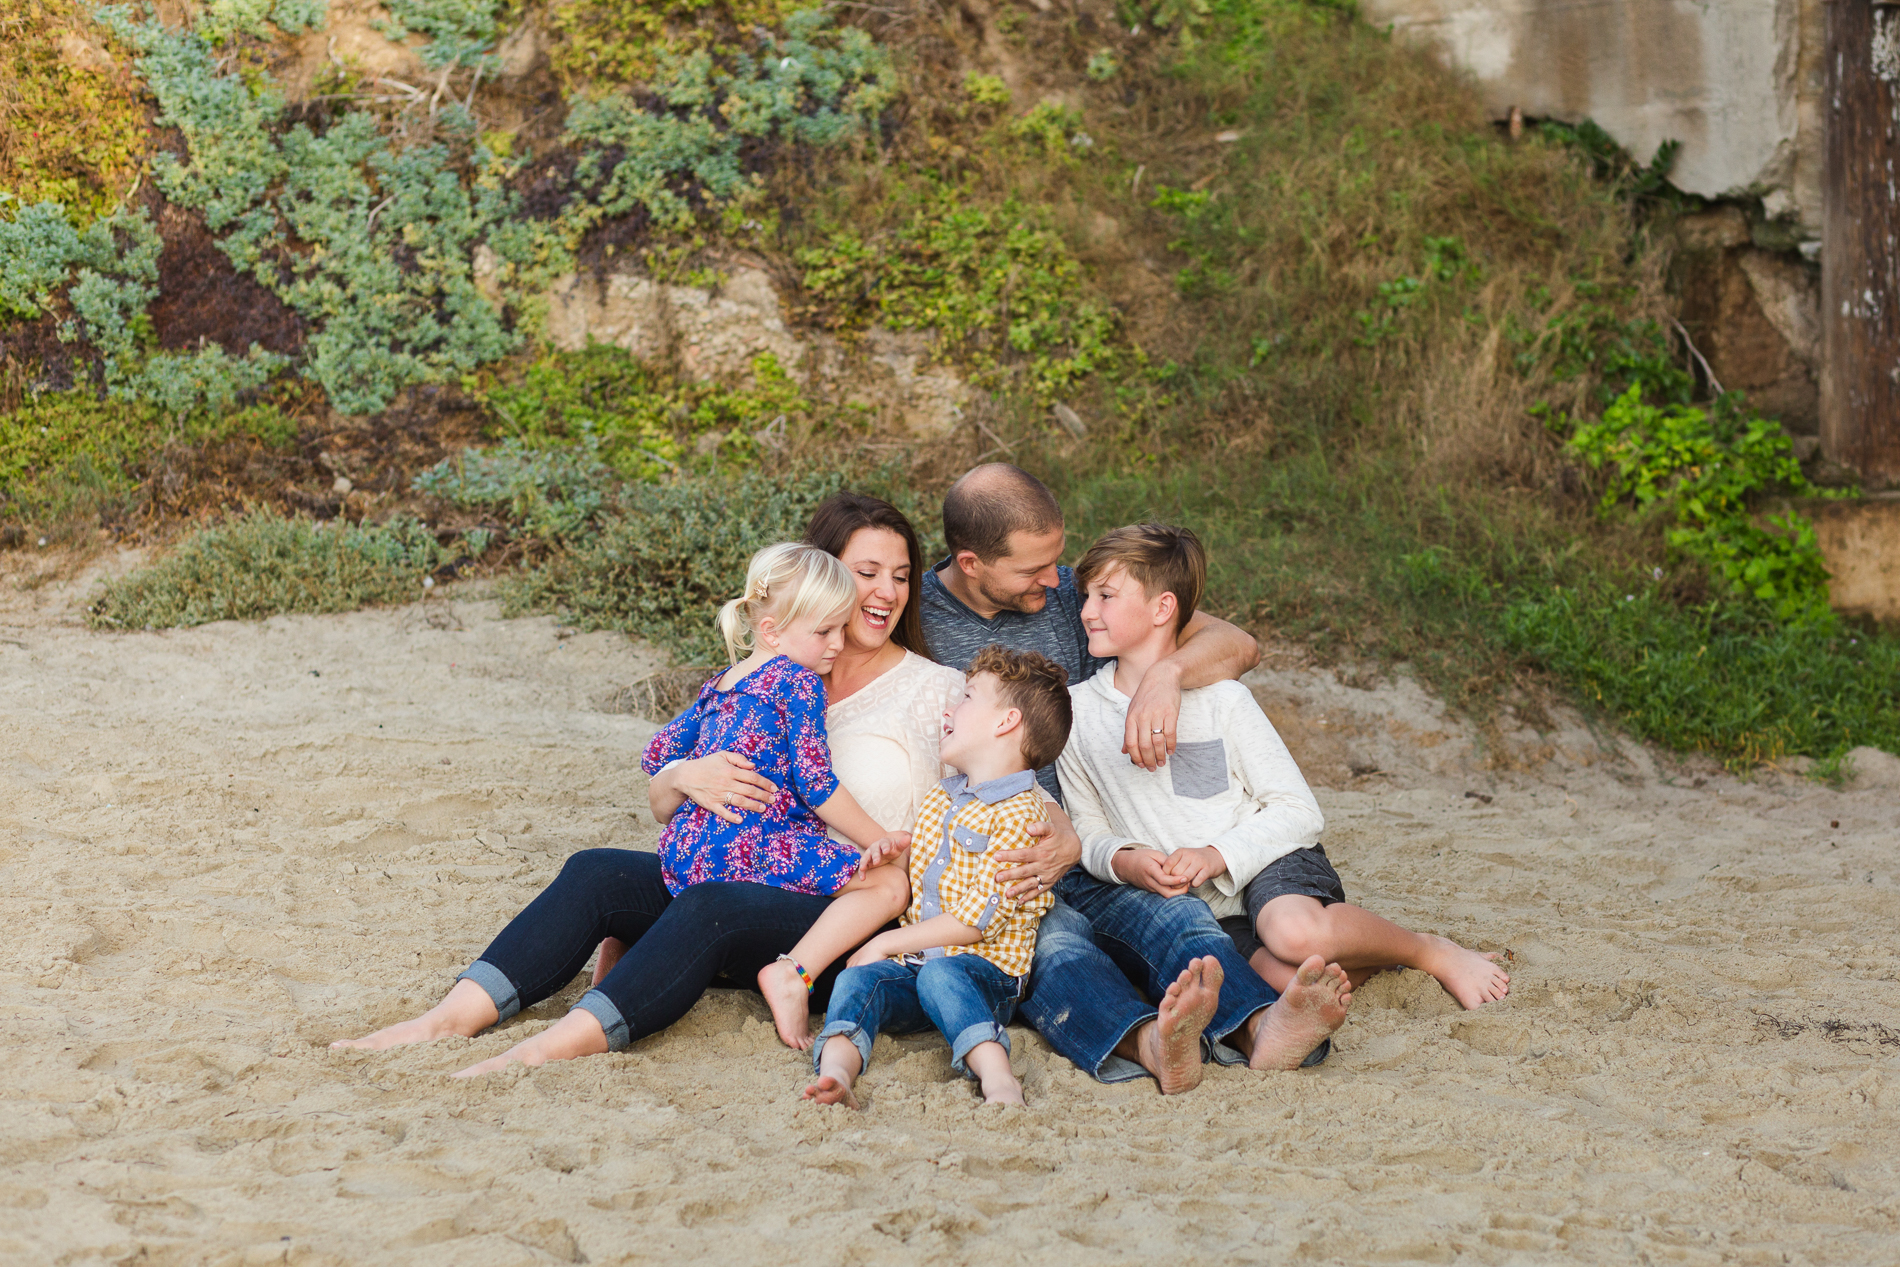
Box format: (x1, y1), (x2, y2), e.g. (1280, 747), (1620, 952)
(641, 656), (860, 896)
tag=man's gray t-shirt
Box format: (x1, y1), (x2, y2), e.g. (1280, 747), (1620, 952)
(920, 559), (1111, 801)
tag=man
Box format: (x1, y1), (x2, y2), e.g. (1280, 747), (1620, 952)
(918, 464), (1349, 1092)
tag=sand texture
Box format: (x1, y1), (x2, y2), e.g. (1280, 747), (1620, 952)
(2, 563), (1898, 1265)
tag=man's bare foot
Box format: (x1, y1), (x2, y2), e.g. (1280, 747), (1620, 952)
(592, 937), (629, 987)
(757, 959), (814, 1050)
(1131, 956), (1222, 1095)
(1247, 955), (1351, 1071)
(451, 1009), (608, 1077)
(802, 1036), (863, 1108)
(330, 978), (498, 1052)
(1417, 934), (1510, 1008)
(979, 1075), (1026, 1106)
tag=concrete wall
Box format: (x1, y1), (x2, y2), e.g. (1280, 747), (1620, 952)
(1363, 0), (1824, 238)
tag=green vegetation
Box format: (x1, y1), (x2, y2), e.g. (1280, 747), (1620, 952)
(466, 341), (806, 481)
(0, 391), (297, 527)
(0, 0), (147, 222)
(562, 11), (894, 232)
(1568, 386), (1841, 623)
(798, 186), (1120, 401)
(87, 509), (451, 628)
(374, 0), (505, 69)
(548, 0), (804, 90)
(501, 467), (940, 662)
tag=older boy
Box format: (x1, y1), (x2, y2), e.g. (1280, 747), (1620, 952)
(803, 647), (1071, 1108)
(1061, 523), (1509, 1015)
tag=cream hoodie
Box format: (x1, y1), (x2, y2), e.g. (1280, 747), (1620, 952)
(1055, 665), (1325, 920)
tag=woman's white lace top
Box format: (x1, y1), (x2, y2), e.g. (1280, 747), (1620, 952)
(827, 650), (964, 839)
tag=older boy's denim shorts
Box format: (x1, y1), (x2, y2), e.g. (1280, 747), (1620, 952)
(1221, 845), (1346, 961)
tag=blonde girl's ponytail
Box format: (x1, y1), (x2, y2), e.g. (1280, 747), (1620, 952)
(718, 542), (858, 664)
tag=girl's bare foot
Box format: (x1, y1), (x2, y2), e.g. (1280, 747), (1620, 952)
(451, 1009), (608, 1077)
(1122, 956), (1222, 1095)
(1418, 935), (1510, 1008)
(1247, 955), (1352, 1071)
(802, 1036), (862, 1107)
(592, 937), (629, 987)
(758, 958), (814, 1050)
(330, 978), (498, 1051)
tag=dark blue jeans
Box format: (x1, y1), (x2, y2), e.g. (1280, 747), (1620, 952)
(1020, 873), (1300, 1083)
(816, 953), (1022, 1079)
(457, 849), (838, 1050)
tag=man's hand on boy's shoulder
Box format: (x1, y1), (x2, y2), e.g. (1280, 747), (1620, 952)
(1121, 658), (1183, 772)
(1111, 847), (1191, 898)
(996, 814), (1081, 901)
(1161, 846), (1226, 889)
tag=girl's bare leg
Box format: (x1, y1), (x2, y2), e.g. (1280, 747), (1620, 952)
(758, 865), (910, 1051)
(592, 937), (628, 986)
(331, 978), (499, 1051)
(963, 1041), (1024, 1106)
(451, 1008), (609, 1077)
(801, 1035), (863, 1108)
(1257, 895), (1509, 1009)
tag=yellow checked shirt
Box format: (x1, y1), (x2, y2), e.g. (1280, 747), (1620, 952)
(902, 770), (1056, 978)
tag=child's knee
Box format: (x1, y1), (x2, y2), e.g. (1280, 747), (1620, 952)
(1257, 898), (1329, 962)
(866, 864), (909, 906)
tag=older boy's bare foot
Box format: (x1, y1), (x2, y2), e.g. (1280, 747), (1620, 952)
(331, 978), (497, 1051)
(1247, 955), (1351, 1071)
(592, 937), (628, 987)
(1129, 956), (1222, 1095)
(758, 959), (814, 1050)
(1419, 934), (1510, 1008)
(451, 1009), (608, 1077)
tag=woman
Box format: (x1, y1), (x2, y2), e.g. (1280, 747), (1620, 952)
(333, 493), (1080, 1075)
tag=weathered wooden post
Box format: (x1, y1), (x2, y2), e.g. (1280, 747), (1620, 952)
(1822, 0), (1900, 487)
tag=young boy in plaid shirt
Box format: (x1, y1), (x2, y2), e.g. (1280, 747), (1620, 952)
(803, 646), (1072, 1108)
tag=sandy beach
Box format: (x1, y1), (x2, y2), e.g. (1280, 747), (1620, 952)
(2, 557), (1897, 1265)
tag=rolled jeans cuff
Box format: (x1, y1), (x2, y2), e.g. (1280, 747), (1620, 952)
(813, 1020), (874, 1077)
(457, 960), (521, 1022)
(575, 988), (632, 1051)
(948, 1021), (1008, 1081)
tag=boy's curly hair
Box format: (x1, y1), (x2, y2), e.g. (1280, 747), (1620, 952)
(965, 645), (1073, 770)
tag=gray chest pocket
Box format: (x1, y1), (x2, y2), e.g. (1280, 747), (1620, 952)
(952, 823), (991, 852)
(1170, 739), (1230, 800)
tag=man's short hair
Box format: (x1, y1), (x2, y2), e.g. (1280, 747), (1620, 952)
(965, 645), (1073, 771)
(942, 464), (1063, 563)
(1076, 523), (1206, 636)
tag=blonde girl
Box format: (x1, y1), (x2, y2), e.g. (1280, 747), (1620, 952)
(641, 543), (912, 1047)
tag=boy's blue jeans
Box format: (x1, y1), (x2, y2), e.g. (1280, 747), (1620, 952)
(815, 953), (1022, 1079)
(1020, 873), (1325, 1083)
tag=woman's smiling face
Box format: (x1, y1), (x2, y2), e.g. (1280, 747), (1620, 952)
(837, 526), (911, 652)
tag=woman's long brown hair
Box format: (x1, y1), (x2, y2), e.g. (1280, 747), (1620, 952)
(802, 492), (931, 660)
